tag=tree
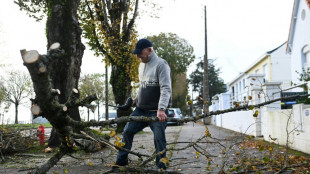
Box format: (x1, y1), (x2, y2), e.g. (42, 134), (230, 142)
(147, 33), (195, 83)
(15, 0), (85, 146)
(147, 33), (195, 112)
(79, 73), (114, 121)
(0, 80), (8, 120)
(0, 81), (5, 106)
(2, 71), (32, 124)
(188, 58), (227, 103)
(78, 0), (143, 132)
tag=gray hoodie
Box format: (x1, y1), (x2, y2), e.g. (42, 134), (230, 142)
(136, 51), (172, 110)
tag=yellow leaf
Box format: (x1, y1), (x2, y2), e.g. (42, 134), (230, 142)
(206, 166), (211, 170)
(196, 151), (200, 155)
(235, 102), (240, 107)
(64, 169), (68, 174)
(249, 105), (254, 110)
(195, 155), (199, 159)
(248, 96), (252, 100)
(236, 152), (239, 155)
(116, 136), (121, 141)
(115, 141), (120, 147)
(253, 110), (259, 117)
(268, 146), (273, 151)
(252, 166), (256, 170)
(88, 162), (93, 166)
(187, 100), (193, 105)
(159, 157), (169, 164)
(205, 130), (211, 137)
(110, 130), (116, 137)
(120, 142), (126, 147)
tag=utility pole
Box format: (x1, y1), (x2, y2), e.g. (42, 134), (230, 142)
(203, 5), (210, 125)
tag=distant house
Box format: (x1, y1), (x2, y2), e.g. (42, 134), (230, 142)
(228, 43), (291, 107)
(287, 0), (310, 90)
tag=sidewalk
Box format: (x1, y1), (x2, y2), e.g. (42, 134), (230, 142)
(169, 122), (247, 174)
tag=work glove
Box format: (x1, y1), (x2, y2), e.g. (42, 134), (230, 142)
(117, 97), (133, 111)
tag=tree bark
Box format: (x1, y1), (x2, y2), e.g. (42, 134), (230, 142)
(15, 103), (18, 124)
(110, 64), (133, 133)
(46, 0), (85, 146)
(97, 101), (100, 121)
(87, 108), (90, 121)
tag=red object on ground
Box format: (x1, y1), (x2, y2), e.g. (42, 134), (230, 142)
(37, 124), (45, 146)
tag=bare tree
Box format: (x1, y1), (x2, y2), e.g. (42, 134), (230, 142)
(2, 71), (32, 124)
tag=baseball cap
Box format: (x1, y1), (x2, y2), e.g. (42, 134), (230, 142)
(132, 39), (153, 54)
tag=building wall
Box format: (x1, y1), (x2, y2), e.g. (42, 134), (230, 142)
(247, 55), (271, 81)
(270, 44), (292, 87)
(263, 104), (310, 154)
(214, 104), (310, 154)
(215, 110), (258, 136)
(290, 0), (310, 88)
(228, 74), (248, 105)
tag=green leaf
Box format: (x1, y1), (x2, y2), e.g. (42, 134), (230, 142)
(263, 156), (270, 163)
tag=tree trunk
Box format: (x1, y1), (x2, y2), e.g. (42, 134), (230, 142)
(87, 108), (90, 121)
(105, 65), (109, 123)
(97, 101), (100, 121)
(110, 64), (133, 133)
(15, 103), (18, 124)
(46, 0), (85, 147)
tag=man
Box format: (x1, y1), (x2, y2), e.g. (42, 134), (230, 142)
(115, 39), (172, 169)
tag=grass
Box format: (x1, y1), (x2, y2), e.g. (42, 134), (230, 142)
(256, 139), (310, 158)
(28, 143), (47, 154)
(100, 126), (116, 131)
(136, 130), (151, 135)
(1, 123), (52, 129)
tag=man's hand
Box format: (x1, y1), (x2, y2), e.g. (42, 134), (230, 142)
(132, 99), (136, 107)
(157, 110), (167, 122)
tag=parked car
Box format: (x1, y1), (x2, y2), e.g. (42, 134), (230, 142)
(100, 110), (117, 127)
(167, 108), (183, 125)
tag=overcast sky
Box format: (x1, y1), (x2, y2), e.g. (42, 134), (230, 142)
(0, 0), (294, 84)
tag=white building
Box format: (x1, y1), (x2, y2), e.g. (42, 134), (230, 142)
(287, 0), (310, 90)
(228, 42), (291, 107)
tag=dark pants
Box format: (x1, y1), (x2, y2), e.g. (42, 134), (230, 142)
(116, 107), (167, 169)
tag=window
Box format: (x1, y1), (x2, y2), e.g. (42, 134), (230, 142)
(302, 45), (310, 71)
(301, 9), (306, 21)
(242, 79), (245, 89)
(263, 64), (269, 82)
(232, 86), (235, 97)
(235, 84), (238, 100)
